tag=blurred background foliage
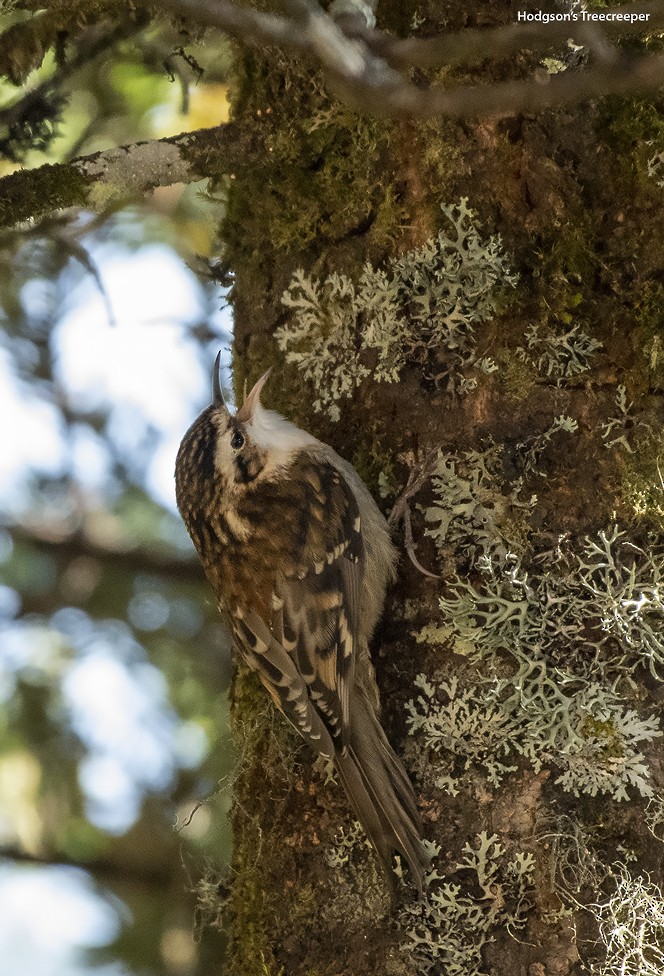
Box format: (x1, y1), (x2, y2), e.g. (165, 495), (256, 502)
(0, 8), (237, 975)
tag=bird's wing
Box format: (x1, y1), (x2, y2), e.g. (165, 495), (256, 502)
(233, 457), (364, 753)
(232, 606), (337, 758)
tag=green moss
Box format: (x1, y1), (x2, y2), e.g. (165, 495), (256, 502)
(349, 420), (400, 501)
(630, 283), (664, 392)
(412, 117), (464, 198)
(579, 716), (625, 761)
(536, 222), (598, 299)
(619, 432), (664, 532)
(521, 219), (607, 381)
(222, 52), (401, 281)
(493, 346), (538, 401)
(262, 108), (400, 254)
(224, 659), (397, 972)
(596, 97), (664, 189)
(0, 162), (89, 229)
(231, 345), (275, 410)
(224, 666), (302, 976)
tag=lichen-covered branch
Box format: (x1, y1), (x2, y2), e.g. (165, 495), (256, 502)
(365, 0), (664, 71)
(0, 121), (246, 228)
(159, 0), (664, 118)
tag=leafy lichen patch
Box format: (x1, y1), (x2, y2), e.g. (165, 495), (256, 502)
(406, 667), (661, 802)
(398, 832), (535, 976)
(277, 200), (517, 418)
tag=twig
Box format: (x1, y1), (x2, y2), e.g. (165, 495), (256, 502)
(388, 450), (440, 578)
(366, 1), (664, 71)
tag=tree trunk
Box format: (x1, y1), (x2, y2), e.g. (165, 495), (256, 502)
(216, 4), (664, 974)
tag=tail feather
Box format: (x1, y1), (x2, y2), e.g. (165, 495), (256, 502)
(334, 690), (430, 892)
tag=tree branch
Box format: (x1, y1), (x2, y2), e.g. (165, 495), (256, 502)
(359, 1), (664, 71)
(1, 0), (661, 230)
(0, 121), (247, 229)
(1, 0), (661, 229)
(0, 17), (150, 162)
(0, 844), (180, 887)
(159, 0), (664, 118)
(7, 523), (203, 583)
(334, 50), (664, 119)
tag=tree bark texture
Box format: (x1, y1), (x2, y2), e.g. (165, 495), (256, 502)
(0, 123), (251, 229)
(215, 4), (664, 976)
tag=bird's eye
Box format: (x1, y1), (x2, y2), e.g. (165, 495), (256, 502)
(230, 430), (245, 450)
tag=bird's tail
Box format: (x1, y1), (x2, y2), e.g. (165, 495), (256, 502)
(334, 688), (430, 894)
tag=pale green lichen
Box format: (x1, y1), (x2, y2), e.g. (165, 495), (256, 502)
(278, 268), (373, 418)
(516, 414), (579, 476)
(439, 528), (664, 679)
(574, 529), (664, 677)
(591, 871), (664, 976)
(517, 323), (603, 382)
(398, 832), (534, 976)
(644, 334), (663, 374)
(600, 385), (651, 453)
(645, 794), (664, 842)
(409, 525), (664, 799)
(620, 437), (664, 531)
(541, 56), (567, 74)
(406, 666), (661, 801)
(648, 149), (664, 187)
(405, 674), (518, 788)
(422, 442), (536, 565)
(324, 820), (372, 870)
(277, 199), (516, 418)
(536, 813), (610, 902)
(421, 416), (577, 565)
(320, 818), (388, 928)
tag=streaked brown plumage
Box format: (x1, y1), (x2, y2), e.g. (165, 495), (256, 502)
(175, 358), (429, 893)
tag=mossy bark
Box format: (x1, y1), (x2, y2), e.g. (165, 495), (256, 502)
(214, 7), (664, 976)
(0, 124), (252, 229)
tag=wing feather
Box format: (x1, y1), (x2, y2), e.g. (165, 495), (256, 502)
(232, 457), (364, 753)
(232, 608), (336, 757)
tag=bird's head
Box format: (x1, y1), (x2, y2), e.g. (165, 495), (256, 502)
(175, 353), (318, 513)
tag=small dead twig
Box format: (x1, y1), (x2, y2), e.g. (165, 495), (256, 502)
(388, 449), (440, 579)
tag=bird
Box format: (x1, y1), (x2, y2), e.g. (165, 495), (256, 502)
(175, 354), (429, 893)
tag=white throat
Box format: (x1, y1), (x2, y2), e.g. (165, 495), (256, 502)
(248, 400), (319, 473)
